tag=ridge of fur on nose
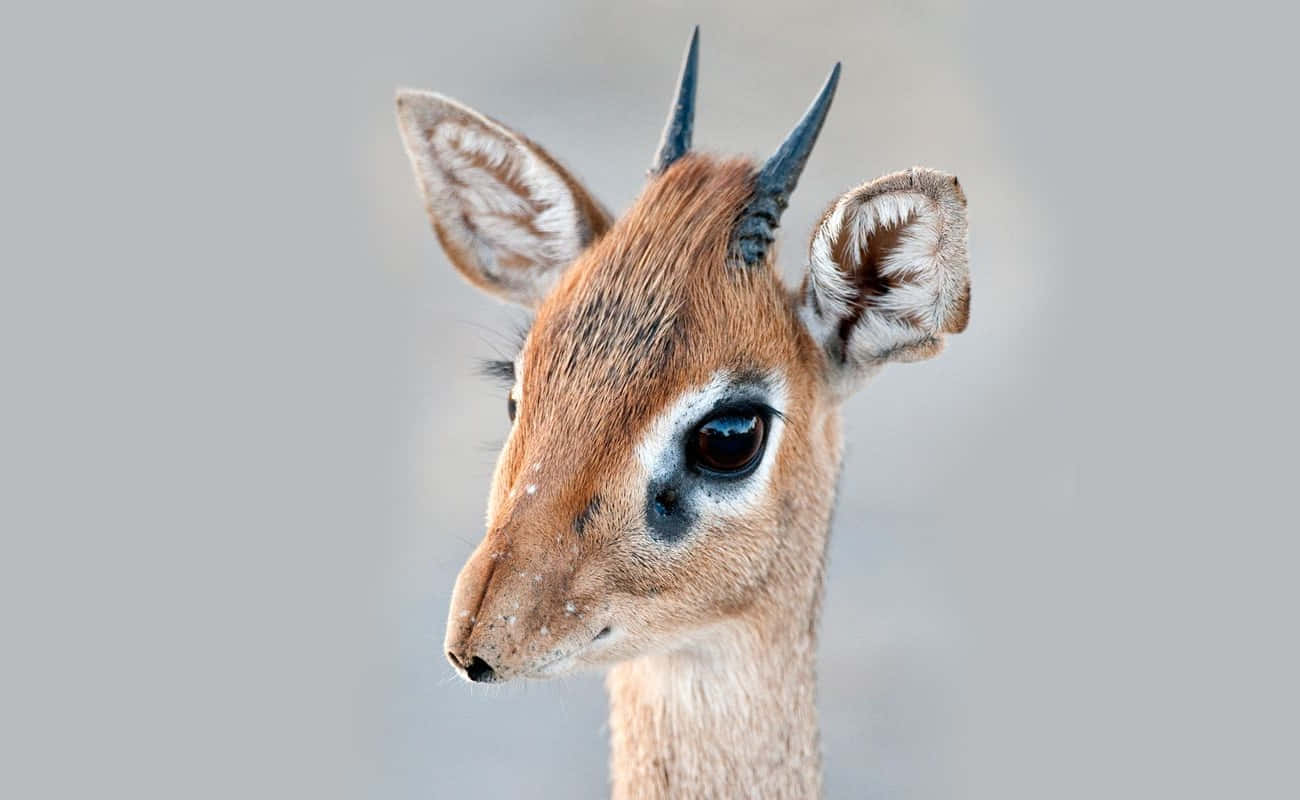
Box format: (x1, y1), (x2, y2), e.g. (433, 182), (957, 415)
(466, 552), (500, 624)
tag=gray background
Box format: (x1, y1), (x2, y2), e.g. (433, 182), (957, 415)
(3, 1), (1295, 798)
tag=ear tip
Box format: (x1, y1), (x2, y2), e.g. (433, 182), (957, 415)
(394, 88), (429, 118)
(395, 90), (471, 130)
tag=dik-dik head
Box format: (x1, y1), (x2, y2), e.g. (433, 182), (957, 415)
(397, 30), (970, 683)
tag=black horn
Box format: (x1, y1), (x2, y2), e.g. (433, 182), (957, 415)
(732, 63), (841, 266)
(650, 26), (700, 175)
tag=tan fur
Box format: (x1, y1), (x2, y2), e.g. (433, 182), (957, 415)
(397, 91), (971, 798)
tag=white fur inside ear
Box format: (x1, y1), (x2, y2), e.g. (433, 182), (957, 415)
(427, 120), (582, 274)
(801, 168), (970, 375)
(396, 90), (604, 305)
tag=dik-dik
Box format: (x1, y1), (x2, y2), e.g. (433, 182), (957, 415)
(396, 28), (971, 798)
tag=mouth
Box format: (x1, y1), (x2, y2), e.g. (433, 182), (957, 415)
(524, 625), (618, 678)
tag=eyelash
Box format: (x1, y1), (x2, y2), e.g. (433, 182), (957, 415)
(480, 359), (516, 386)
(702, 402), (784, 424)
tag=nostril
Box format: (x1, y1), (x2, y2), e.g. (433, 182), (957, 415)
(465, 656), (497, 683)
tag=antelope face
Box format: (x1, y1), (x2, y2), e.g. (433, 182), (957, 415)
(396, 30), (971, 683)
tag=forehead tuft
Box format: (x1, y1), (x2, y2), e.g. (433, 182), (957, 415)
(526, 155), (759, 391)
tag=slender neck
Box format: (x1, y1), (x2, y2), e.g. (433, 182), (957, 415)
(605, 554), (826, 796)
(606, 603), (823, 799)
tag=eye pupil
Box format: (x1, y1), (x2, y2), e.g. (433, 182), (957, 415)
(690, 413), (765, 474)
(507, 396), (517, 422)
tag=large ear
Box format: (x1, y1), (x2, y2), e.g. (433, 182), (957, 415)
(395, 90), (612, 307)
(799, 167), (971, 394)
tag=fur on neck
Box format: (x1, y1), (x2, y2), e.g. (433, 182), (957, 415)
(606, 579), (826, 799)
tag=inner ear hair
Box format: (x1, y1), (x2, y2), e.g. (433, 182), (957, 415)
(804, 167), (970, 373)
(831, 211), (915, 348)
(395, 90), (611, 308)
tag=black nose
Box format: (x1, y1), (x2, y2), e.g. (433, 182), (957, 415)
(464, 656), (497, 683)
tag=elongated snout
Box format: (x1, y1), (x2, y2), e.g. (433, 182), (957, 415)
(444, 527), (605, 683)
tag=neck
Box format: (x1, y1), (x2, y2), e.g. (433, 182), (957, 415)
(606, 595), (824, 799)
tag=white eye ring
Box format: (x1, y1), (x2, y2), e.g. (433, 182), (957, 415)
(508, 355), (524, 423)
(635, 370), (789, 521)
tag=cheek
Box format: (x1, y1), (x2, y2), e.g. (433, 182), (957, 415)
(573, 480), (787, 642)
(683, 506), (785, 593)
(630, 492), (788, 614)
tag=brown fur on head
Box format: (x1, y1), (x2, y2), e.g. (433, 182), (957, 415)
(396, 62), (970, 683)
(441, 155), (833, 680)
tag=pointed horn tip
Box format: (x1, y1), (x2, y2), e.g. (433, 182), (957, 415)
(819, 62), (842, 100)
(734, 58), (844, 265)
(793, 61), (842, 140)
(650, 26), (701, 175)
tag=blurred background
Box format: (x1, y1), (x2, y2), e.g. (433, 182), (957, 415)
(2, 1), (1295, 798)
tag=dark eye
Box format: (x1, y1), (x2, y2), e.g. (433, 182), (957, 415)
(507, 395), (517, 422)
(689, 411), (767, 476)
